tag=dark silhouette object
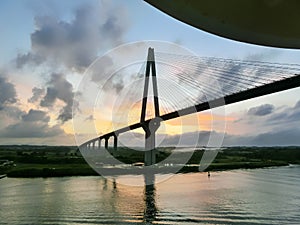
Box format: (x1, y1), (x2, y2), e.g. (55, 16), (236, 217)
(145, 1), (300, 49)
(208, 171), (210, 178)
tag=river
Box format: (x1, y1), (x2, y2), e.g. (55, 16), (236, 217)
(1, 165), (300, 224)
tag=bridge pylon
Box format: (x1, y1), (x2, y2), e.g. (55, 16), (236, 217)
(141, 48), (160, 166)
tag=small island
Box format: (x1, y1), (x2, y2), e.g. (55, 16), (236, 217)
(0, 145), (300, 178)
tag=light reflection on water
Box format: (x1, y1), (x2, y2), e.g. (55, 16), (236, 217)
(0, 165), (300, 224)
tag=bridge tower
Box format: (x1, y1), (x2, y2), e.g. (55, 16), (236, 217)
(141, 48), (161, 166)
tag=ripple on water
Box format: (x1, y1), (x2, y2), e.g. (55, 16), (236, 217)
(0, 166), (299, 225)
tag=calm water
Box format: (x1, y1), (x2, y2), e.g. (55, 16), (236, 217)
(1, 166), (300, 225)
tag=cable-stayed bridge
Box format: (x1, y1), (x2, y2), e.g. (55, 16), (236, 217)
(80, 48), (300, 166)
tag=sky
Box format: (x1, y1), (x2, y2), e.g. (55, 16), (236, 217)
(0, 0), (300, 146)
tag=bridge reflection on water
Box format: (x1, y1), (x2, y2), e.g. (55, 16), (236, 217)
(102, 173), (158, 224)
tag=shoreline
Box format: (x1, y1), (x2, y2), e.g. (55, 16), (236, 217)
(4, 161), (291, 178)
(1, 146), (299, 178)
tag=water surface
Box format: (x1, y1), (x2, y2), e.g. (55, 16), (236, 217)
(1, 165), (299, 224)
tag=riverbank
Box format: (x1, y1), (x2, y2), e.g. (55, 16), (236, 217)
(0, 146), (299, 178)
(4, 161), (290, 178)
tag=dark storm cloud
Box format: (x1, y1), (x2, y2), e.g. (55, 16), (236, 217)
(1, 106), (23, 119)
(248, 104), (275, 116)
(251, 99), (300, 128)
(0, 109), (62, 138)
(266, 99), (300, 125)
(28, 87), (45, 103)
(16, 2), (129, 71)
(89, 55), (127, 94)
(40, 87), (58, 107)
(0, 76), (17, 110)
(40, 73), (76, 123)
(57, 104), (73, 123)
(1, 122), (62, 138)
(22, 109), (50, 122)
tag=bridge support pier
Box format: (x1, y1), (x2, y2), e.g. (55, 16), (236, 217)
(98, 138), (101, 149)
(113, 134), (118, 151)
(144, 131), (157, 166)
(104, 137), (109, 150)
(143, 118), (161, 166)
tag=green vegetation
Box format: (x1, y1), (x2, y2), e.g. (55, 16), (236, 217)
(180, 146), (300, 173)
(0, 145), (94, 177)
(0, 145), (299, 178)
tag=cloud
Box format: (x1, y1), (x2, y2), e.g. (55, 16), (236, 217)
(159, 131), (211, 147)
(296, 100), (300, 108)
(17, 2), (129, 71)
(0, 106), (24, 134)
(40, 73), (76, 123)
(222, 127), (300, 146)
(235, 96), (300, 136)
(249, 128), (300, 146)
(0, 76), (17, 110)
(265, 100), (300, 126)
(16, 52), (45, 69)
(0, 109), (62, 138)
(1, 106), (23, 120)
(165, 128), (300, 147)
(118, 131), (213, 148)
(28, 87), (45, 103)
(245, 50), (280, 62)
(180, 50), (288, 105)
(248, 104), (275, 116)
(231, 99), (300, 129)
(117, 127), (300, 147)
(85, 115), (94, 121)
(22, 109), (50, 122)
(2, 123), (62, 138)
(90, 55), (114, 82)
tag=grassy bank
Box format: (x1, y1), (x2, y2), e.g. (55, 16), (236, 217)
(0, 145), (299, 178)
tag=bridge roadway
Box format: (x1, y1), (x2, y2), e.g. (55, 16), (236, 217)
(81, 74), (300, 148)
